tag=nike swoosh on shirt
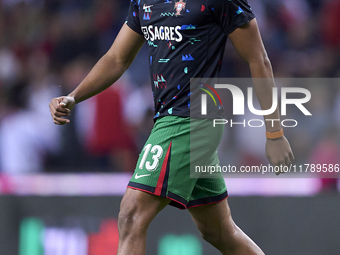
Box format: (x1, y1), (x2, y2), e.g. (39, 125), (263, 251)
(143, 4), (153, 9)
(135, 173), (151, 179)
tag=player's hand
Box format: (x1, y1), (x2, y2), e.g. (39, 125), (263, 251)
(49, 96), (76, 125)
(265, 136), (294, 175)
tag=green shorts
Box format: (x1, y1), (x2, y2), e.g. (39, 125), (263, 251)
(128, 116), (228, 209)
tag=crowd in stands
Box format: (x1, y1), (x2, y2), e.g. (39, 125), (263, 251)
(0, 0), (339, 192)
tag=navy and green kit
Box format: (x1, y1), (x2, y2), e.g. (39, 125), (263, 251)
(125, 0), (255, 209)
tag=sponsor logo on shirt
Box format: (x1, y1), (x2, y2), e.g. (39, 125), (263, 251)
(141, 25), (183, 42)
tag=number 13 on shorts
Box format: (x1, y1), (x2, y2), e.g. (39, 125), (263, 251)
(139, 144), (164, 172)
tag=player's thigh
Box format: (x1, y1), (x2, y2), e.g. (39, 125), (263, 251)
(119, 188), (171, 228)
(188, 198), (236, 238)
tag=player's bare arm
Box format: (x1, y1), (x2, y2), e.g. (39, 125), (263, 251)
(228, 18), (294, 169)
(49, 24), (145, 125)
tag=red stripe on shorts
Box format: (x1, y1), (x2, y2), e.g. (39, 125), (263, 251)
(155, 141), (172, 196)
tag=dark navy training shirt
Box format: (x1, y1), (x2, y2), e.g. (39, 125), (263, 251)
(126, 0), (255, 119)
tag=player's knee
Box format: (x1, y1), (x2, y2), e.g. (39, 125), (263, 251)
(199, 221), (238, 249)
(118, 208), (132, 228)
(200, 227), (224, 246)
(118, 210), (136, 238)
(118, 208), (137, 231)
(118, 204), (148, 238)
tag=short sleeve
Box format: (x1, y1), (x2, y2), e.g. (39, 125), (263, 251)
(209, 0), (255, 35)
(125, 0), (143, 35)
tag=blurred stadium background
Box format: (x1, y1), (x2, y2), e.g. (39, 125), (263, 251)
(0, 0), (339, 254)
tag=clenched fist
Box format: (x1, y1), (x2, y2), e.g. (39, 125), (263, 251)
(49, 96), (76, 125)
